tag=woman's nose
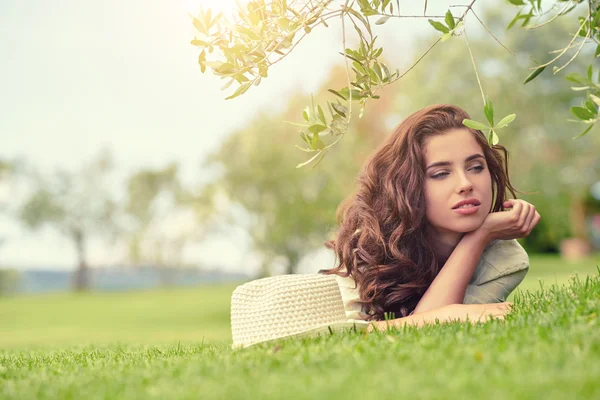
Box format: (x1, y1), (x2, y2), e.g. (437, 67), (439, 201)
(456, 173), (474, 193)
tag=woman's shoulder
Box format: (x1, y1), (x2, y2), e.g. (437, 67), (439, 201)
(473, 239), (530, 285)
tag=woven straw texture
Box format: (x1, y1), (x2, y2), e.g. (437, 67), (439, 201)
(231, 274), (355, 348)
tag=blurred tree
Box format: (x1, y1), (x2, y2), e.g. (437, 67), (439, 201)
(124, 164), (204, 283)
(0, 269), (19, 296)
(18, 151), (119, 291)
(0, 159), (14, 214)
(199, 66), (388, 276)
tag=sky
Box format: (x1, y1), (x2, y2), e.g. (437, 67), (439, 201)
(0, 0), (482, 274)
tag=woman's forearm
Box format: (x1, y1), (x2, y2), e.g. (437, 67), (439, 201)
(412, 230), (487, 314)
(368, 306), (449, 331)
(367, 301), (512, 332)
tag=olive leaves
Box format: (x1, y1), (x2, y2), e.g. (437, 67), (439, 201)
(192, 0), (598, 168)
(566, 66), (600, 139)
(428, 10), (464, 42)
(463, 97), (516, 146)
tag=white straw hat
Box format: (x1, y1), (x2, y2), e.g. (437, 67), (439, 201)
(230, 274), (370, 349)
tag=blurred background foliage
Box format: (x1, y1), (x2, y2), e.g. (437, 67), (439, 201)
(1, 3), (599, 296)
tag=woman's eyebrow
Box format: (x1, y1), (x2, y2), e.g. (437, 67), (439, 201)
(426, 154), (485, 170)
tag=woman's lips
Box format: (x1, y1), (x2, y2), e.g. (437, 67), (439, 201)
(453, 204), (480, 215)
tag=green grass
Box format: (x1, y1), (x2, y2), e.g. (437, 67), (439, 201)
(0, 283), (238, 348)
(1, 254), (599, 399)
(511, 253), (600, 296)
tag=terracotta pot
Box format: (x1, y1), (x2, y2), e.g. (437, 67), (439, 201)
(560, 238), (591, 261)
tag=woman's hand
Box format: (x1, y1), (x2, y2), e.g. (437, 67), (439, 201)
(367, 302), (513, 332)
(474, 199), (541, 243)
(439, 302), (513, 324)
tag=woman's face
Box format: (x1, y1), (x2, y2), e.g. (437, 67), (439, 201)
(422, 128), (493, 238)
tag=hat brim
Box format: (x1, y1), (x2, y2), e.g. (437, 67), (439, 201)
(232, 319), (370, 350)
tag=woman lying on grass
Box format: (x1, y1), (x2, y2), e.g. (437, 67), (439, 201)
(320, 104), (541, 332)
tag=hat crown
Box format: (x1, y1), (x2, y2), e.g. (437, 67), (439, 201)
(230, 274), (352, 348)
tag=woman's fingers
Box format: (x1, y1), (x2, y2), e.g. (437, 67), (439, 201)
(524, 207), (538, 234)
(504, 200), (540, 237)
(517, 202), (531, 230)
(503, 199), (516, 209)
(528, 211), (541, 233)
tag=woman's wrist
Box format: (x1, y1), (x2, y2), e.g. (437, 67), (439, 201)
(464, 226), (492, 247)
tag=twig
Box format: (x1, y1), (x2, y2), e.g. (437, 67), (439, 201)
(532, 7), (589, 70)
(464, 26), (486, 105)
(397, 37), (442, 79)
(397, 0), (477, 80)
(423, 0), (428, 16)
(526, 0), (574, 30)
(548, 40), (583, 54)
(377, 14), (448, 18)
(552, 0), (593, 74)
(341, 0), (352, 116)
(470, 9), (516, 56)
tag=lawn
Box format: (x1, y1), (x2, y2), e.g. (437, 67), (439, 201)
(1, 254), (599, 399)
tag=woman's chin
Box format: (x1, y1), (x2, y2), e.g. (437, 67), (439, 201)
(453, 219), (485, 233)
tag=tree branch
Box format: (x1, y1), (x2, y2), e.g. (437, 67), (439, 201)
(464, 26), (486, 105)
(470, 9), (516, 56)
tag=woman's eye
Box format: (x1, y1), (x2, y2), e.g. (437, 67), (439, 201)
(471, 165), (485, 172)
(431, 172), (449, 179)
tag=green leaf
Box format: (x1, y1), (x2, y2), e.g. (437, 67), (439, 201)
(328, 89), (347, 101)
(332, 103), (348, 117)
(299, 132), (311, 146)
(310, 133), (325, 150)
(198, 50), (206, 73)
(507, 12), (521, 30)
(276, 17), (291, 31)
(571, 124), (594, 139)
(463, 119), (490, 131)
(590, 94), (600, 108)
(191, 39), (210, 47)
(495, 114), (516, 129)
(445, 10), (455, 29)
(570, 106), (595, 120)
(294, 144), (317, 153)
(221, 79), (234, 90)
(233, 25), (262, 41)
(586, 100), (597, 114)
(507, 0), (525, 5)
(428, 19), (450, 34)
(587, 65), (593, 80)
(296, 151), (322, 168)
(367, 67), (379, 83)
(302, 106), (310, 122)
(192, 17), (208, 35)
(341, 51), (363, 64)
(523, 66), (546, 84)
(225, 82), (252, 100)
(382, 0), (392, 12)
(440, 32), (452, 42)
(317, 105), (327, 125)
(373, 63), (383, 81)
(375, 16), (390, 25)
(571, 86), (591, 91)
(284, 121), (310, 128)
(565, 73), (587, 84)
(488, 129), (499, 146)
(484, 96), (494, 125)
(308, 124), (328, 134)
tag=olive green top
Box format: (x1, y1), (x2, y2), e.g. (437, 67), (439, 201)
(335, 239), (529, 320)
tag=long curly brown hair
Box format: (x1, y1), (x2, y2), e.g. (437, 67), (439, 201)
(320, 104), (518, 320)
